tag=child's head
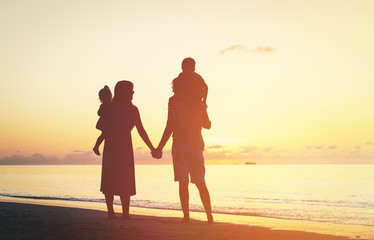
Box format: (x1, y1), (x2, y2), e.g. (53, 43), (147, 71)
(181, 57), (196, 72)
(113, 80), (134, 102)
(99, 85), (112, 103)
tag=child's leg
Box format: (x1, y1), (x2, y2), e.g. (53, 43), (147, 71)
(93, 133), (105, 155)
(104, 194), (115, 219)
(120, 195), (131, 219)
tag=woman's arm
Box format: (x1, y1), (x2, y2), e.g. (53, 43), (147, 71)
(134, 108), (155, 152)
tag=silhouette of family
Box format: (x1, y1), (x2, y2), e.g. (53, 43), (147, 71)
(93, 58), (213, 224)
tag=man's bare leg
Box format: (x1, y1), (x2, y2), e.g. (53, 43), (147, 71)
(196, 182), (214, 223)
(179, 180), (190, 223)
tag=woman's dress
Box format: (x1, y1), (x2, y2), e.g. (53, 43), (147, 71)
(100, 102), (138, 196)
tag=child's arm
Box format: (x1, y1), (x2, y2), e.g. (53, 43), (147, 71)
(134, 108), (155, 152)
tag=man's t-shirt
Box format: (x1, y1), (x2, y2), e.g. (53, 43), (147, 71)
(167, 96), (210, 150)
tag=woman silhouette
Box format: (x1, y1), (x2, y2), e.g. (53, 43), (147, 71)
(100, 80), (155, 219)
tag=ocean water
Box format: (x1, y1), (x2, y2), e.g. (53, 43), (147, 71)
(0, 165), (373, 227)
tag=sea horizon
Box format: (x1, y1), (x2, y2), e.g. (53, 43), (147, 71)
(2, 164), (374, 239)
(1, 163), (374, 165)
(1, 165), (373, 226)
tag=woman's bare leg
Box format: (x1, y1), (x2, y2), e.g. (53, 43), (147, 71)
(105, 194), (116, 219)
(120, 195), (131, 219)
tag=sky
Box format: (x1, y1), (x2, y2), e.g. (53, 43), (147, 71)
(1, 0), (373, 164)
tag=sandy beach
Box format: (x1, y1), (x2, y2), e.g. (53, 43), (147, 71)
(1, 197), (362, 240)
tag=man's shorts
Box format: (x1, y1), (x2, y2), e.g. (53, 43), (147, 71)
(171, 144), (205, 184)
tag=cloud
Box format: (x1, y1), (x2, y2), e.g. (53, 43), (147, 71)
(62, 151), (100, 164)
(304, 145), (324, 150)
(204, 143), (374, 164)
(71, 149), (86, 153)
(0, 154), (61, 165)
(241, 146), (257, 153)
(3, 143), (373, 165)
(0, 150), (171, 165)
(254, 47), (275, 53)
(207, 145), (225, 149)
(263, 147), (272, 153)
(133, 148), (172, 164)
(204, 149), (234, 161)
(0, 151), (99, 165)
(219, 44), (275, 55)
(204, 145), (289, 163)
(219, 44), (250, 55)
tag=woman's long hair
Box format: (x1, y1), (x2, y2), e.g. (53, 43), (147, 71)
(112, 81), (133, 104)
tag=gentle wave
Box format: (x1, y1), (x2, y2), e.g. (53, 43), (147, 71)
(0, 194), (106, 204)
(0, 193), (243, 215)
(242, 197), (374, 209)
(2, 193), (374, 227)
(0, 193), (292, 224)
(1, 165), (374, 227)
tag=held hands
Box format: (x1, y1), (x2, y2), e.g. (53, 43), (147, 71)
(151, 147), (163, 159)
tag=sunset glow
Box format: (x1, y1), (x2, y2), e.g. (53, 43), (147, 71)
(1, 0), (373, 164)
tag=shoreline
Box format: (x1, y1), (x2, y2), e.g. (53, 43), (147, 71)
(1, 196), (372, 240)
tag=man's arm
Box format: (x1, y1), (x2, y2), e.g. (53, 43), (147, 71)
(157, 123), (173, 152)
(154, 102), (175, 158)
(202, 81), (208, 103)
(201, 103), (211, 129)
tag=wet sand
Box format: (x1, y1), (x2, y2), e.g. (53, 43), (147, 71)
(0, 199), (359, 240)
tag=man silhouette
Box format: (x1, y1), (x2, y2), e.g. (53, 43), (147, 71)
(153, 58), (213, 224)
